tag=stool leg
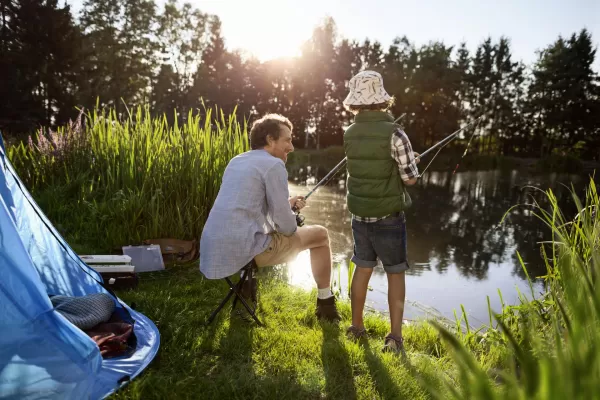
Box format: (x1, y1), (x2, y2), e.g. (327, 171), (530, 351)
(206, 264), (262, 326)
(206, 287), (236, 325)
(232, 268), (249, 309)
(230, 279), (263, 326)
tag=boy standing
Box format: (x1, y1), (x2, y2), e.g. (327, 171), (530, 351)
(342, 71), (419, 353)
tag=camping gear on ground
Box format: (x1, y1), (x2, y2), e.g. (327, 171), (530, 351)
(81, 255), (139, 290)
(0, 134), (160, 400)
(205, 260), (262, 326)
(142, 238), (199, 263)
(50, 293), (136, 359)
(122, 244), (165, 273)
(50, 293), (116, 330)
(86, 322), (134, 359)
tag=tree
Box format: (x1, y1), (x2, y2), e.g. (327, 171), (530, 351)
(487, 37), (526, 156)
(454, 42), (471, 122)
(152, 0), (208, 120)
(0, 0), (81, 136)
(403, 41), (461, 150)
(79, 0), (157, 114)
(331, 39), (362, 128)
(297, 17), (342, 148)
(189, 15), (250, 118)
(527, 29), (600, 158)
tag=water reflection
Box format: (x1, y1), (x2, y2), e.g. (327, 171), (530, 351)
(284, 166), (593, 325)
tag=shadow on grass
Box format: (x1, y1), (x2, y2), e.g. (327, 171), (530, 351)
(363, 340), (404, 399)
(320, 322), (357, 400)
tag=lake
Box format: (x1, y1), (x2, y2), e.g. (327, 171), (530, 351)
(283, 166), (593, 326)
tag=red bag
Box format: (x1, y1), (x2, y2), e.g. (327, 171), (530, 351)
(86, 322), (134, 358)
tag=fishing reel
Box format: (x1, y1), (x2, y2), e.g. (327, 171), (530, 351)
(292, 206), (305, 227)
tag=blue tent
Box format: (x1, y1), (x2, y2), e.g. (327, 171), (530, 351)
(0, 136), (160, 399)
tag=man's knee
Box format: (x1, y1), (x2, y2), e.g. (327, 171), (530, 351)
(311, 224), (329, 246)
(297, 224), (330, 249)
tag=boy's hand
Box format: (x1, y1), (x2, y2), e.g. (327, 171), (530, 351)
(290, 196), (306, 210)
(414, 152), (421, 164)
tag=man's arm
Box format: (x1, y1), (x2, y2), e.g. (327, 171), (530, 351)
(391, 128), (419, 186)
(265, 162), (297, 235)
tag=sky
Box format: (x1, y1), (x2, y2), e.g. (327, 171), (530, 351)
(68, 0), (600, 70)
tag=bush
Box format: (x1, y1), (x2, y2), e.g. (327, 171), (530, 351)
(537, 154), (584, 174)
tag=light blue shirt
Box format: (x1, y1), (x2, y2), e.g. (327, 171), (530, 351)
(199, 150), (297, 279)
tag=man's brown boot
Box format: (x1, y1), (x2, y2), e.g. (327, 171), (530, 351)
(315, 296), (341, 322)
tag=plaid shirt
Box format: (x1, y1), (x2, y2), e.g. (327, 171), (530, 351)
(352, 128), (419, 223)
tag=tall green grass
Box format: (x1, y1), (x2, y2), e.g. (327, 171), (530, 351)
(419, 178), (600, 398)
(8, 106), (248, 251)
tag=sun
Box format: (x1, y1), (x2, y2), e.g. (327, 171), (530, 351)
(249, 36), (303, 62)
(195, 0), (310, 61)
(225, 9), (307, 61)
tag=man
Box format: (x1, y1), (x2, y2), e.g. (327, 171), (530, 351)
(200, 113), (341, 322)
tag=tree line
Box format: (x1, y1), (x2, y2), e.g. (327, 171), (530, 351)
(1, 0), (599, 159)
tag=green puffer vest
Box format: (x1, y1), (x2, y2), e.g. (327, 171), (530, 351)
(343, 111), (412, 218)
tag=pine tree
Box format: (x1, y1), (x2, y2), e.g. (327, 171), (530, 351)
(527, 29), (600, 157)
(79, 0), (157, 114)
(153, 0), (208, 119)
(0, 0), (81, 135)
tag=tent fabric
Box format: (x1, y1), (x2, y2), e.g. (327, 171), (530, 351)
(0, 136), (160, 400)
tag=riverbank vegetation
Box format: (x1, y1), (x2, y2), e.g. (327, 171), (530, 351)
(6, 108), (599, 398)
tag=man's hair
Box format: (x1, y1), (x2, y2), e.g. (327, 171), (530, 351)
(249, 114), (293, 150)
(344, 97), (396, 114)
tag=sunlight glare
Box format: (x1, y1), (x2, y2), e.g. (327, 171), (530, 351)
(285, 250), (315, 290)
(194, 0), (310, 61)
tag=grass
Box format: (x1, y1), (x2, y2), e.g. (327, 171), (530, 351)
(8, 105), (248, 252)
(110, 263), (456, 400)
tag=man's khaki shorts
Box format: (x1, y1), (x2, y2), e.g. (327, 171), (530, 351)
(254, 232), (303, 267)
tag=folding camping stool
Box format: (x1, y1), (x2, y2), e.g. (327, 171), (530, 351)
(206, 260), (263, 326)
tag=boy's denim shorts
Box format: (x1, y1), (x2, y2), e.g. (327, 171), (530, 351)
(350, 212), (410, 274)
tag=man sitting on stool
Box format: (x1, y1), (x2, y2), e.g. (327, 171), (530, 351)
(199, 114), (341, 322)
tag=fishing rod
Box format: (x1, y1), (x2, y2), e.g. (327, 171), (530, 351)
(293, 114), (405, 226)
(416, 116), (483, 161)
(292, 114), (482, 226)
(302, 114), (481, 201)
(301, 113), (407, 202)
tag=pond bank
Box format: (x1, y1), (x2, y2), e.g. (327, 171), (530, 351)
(109, 262), (482, 399)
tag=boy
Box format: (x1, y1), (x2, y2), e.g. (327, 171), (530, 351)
(342, 70), (419, 353)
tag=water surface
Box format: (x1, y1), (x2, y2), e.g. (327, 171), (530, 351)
(284, 168), (590, 325)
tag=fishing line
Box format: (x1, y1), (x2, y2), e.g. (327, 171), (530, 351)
(418, 139), (449, 177)
(452, 116), (483, 174)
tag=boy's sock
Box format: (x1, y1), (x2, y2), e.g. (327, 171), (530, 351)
(317, 288), (334, 300)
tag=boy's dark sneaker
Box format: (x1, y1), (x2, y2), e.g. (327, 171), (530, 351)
(346, 325), (368, 341)
(382, 333), (406, 357)
(315, 296), (341, 322)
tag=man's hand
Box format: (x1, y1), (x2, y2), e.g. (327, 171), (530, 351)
(289, 195), (306, 210)
(414, 152), (421, 164)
